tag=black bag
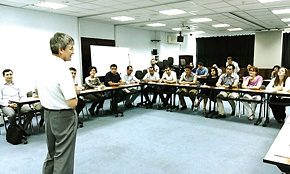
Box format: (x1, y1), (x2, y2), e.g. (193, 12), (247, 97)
(6, 124), (24, 145)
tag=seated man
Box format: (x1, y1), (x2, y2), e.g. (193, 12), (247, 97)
(69, 67), (85, 127)
(147, 59), (159, 73)
(178, 65), (197, 110)
(158, 66), (177, 109)
(0, 69), (34, 132)
(104, 64), (129, 110)
(196, 62), (208, 77)
(215, 64), (239, 118)
(142, 67), (160, 108)
(122, 66), (140, 108)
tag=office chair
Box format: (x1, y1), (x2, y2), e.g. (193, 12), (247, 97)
(135, 70), (144, 80)
(168, 57), (174, 66)
(163, 60), (169, 67)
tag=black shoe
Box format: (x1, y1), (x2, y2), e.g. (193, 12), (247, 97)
(39, 119), (44, 127)
(146, 103), (153, 109)
(78, 123), (84, 128)
(23, 131), (31, 136)
(215, 114), (226, 118)
(22, 138), (28, 144)
(125, 104), (133, 108)
(180, 106), (187, 110)
(88, 108), (96, 116)
(157, 104), (163, 109)
(231, 110), (235, 116)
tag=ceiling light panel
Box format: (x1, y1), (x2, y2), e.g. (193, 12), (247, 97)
(147, 23), (166, 27)
(212, 24), (230, 28)
(172, 28), (182, 31)
(111, 16), (135, 21)
(282, 18), (290, 22)
(190, 18), (212, 22)
(272, 9), (290, 14)
(227, 28), (243, 31)
(34, 2), (68, 9)
(159, 9), (186, 16)
(258, 0), (281, 3)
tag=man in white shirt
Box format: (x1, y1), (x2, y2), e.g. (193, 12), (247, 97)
(122, 66), (140, 108)
(0, 69), (34, 134)
(148, 59), (159, 73)
(158, 66), (177, 108)
(143, 67), (160, 108)
(36, 32), (78, 174)
(212, 64), (222, 76)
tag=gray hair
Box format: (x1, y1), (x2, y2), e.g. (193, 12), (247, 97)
(50, 32), (74, 54)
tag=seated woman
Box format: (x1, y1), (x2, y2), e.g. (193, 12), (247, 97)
(266, 67), (290, 123)
(195, 67), (219, 115)
(241, 66), (263, 120)
(270, 65), (280, 79)
(84, 66), (106, 116)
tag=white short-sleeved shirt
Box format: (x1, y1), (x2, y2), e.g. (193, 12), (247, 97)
(35, 55), (77, 109)
(161, 71), (177, 81)
(143, 72), (160, 81)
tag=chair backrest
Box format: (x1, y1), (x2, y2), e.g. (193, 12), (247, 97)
(168, 57), (174, 66)
(143, 69), (147, 76)
(158, 61), (164, 70)
(135, 70), (144, 80)
(27, 91), (33, 97)
(180, 59), (186, 67)
(163, 60), (169, 68)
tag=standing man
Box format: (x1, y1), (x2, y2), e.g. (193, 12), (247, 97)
(36, 32), (78, 174)
(148, 59), (159, 73)
(226, 56), (240, 74)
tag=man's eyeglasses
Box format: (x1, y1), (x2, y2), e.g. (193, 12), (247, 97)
(129, 70), (133, 72)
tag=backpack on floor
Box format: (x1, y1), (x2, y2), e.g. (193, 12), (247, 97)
(6, 124), (24, 145)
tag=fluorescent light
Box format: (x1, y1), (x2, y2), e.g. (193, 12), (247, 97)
(147, 23), (166, 27)
(227, 28), (243, 31)
(212, 24), (230, 28)
(159, 9), (186, 16)
(288, 24), (290, 26)
(190, 31), (205, 34)
(190, 18), (212, 23)
(272, 9), (290, 14)
(282, 18), (290, 22)
(34, 2), (68, 9)
(172, 28), (182, 31)
(111, 16), (135, 21)
(258, 0), (281, 3)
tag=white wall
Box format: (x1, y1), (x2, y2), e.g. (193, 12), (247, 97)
(254, 31), (283, 68)
(0, 6), (80, 93)
(79, 19), (114, 40)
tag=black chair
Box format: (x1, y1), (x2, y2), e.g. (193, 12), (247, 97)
(142, 69), (147, 76)
(163, 60), (169, 67)
(168, 57), (174, 66)
(135, 70), (144, 80)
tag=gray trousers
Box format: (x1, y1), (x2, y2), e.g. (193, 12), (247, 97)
(216, 91), (239, 115)
(42, 109), (78, 174)
(178, 88), (197, 107)
(2, 104), (33, 128)
(124, 88), (140, 105)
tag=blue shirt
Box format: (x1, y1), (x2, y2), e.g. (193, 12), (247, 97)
(196, 67), (208, 75)
(0, 82), (24, 106)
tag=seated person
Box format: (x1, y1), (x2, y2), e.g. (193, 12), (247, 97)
(0, 69), (34, 133)
(243, 64), (251, 77)
(194, 67), (219, 115)
(215, 64), (239, 118)
(270, 65), (280, 79)
(70, 67), (86, 127)
(241, 66), (263, 120)
(158, 66), (177, 109)
(84, 66), (106, 116)
(226, 56), (240, 74)
(104, 64), (129, 110)
(122, 65), (140, 108)
(178, 65), (197, 110)
(189, 62), (197, 73)
(212, 64), (222, 76)
(196, 62), (208, 77)
(266, 67), (290, 123)
(142, 67), (160, 107)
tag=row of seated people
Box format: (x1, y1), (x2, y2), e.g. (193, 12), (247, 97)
(142, 64), (290, 124)
(2, 63), (289, 135)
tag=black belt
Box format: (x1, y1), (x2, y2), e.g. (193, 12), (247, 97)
(43, 107), (73, 112)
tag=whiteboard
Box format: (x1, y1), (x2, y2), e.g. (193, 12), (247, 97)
(90, 45), (130, 76)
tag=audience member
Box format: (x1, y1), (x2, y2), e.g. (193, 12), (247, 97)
(196, 62), (208, 77)
(270, 65), (280, 79)
(226, 56), (240, 74)
(69, 67), (86, 127)
(148, 59), (159, 73)
(0, 69), (34, 134)
(142, 67), (160, 108)
(212, 64), (222, 76)
(215, 64), (239, 118)
(178, 65), (197, 110)
(122, 65), (141, 108)
(158, 66), (177, 109)
(241, 66), (263, 120)
(84, 66), (106, 116)
(194, 67), (219, 115)
(267, 67), (290, 123)
(243, 64), (251, 77)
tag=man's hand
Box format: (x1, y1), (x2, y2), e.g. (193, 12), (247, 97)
(9, 103), (17, 109)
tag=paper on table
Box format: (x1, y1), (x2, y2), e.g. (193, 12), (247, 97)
(119, 84), (133, 87)
(200, 85), (210, 88)
(148, 82), (156, 84)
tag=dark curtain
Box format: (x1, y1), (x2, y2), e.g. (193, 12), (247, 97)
(196, 35), (255, 68)
(282, 33), (290, 69)
(81, 37), (115, 83)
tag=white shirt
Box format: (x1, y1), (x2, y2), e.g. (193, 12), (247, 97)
(35, 55), (77, 109)
(0, 82), (24, 106)
(266, 77), (290, 92)
(143, 72), (160, 81)
(123, 73), (140, 84)
(161, 71), (177, 81)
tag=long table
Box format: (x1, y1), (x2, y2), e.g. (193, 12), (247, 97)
(263, 116), (290, 173)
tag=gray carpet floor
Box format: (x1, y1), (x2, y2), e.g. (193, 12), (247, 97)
(0, 98), (286, 174)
